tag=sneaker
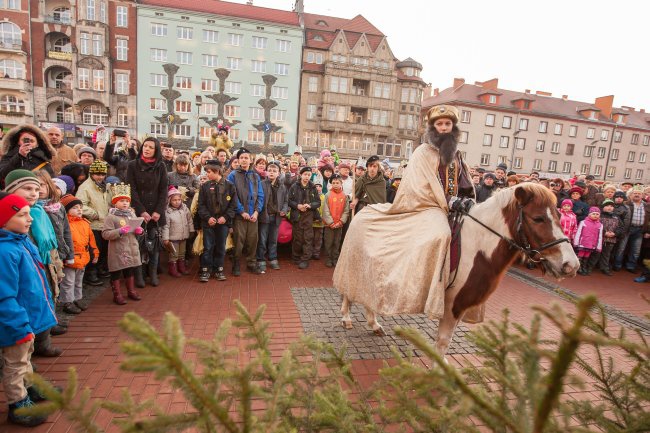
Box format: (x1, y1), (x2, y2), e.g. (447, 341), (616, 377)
(8, 395), (47, 427)
(298, 261), (309, 269)
(269, 260), (280, 270)
(198, 268), (210, 283)
(634, 276), (649, 283)
(214, 268), (227, 281)
(257, 261), (267, 273)
(27, 385), (63, 403)
(62, 302), (82, 315)
(247, 263), (263, 274)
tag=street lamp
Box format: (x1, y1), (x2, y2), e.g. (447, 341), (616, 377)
(588, 139), (598, 175)
(192, 95), (202, 150)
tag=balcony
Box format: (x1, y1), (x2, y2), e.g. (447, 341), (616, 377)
(320, 119), (393, 136)
(321, 92), (395, 111)
(47, 50), (73, 61)
(0, 78), (30, 92)
(44, 15), (72, 25)
(46, 88), (72, 99)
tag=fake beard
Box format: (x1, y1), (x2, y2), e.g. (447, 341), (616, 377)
(427, 126), (460, 166)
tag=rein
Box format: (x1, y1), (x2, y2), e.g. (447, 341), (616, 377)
(459, 205), (570, 263)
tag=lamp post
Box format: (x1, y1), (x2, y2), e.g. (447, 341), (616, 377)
(588, 139), (598, 175)
(192, 95), (202, 150)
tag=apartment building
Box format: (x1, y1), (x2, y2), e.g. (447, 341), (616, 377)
(297, 12), (426, 161)
(137, 0), (303, 152)
(422, 78), (650, 183)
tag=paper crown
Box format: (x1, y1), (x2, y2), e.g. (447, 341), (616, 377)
(111, 182), (131, 204)
(307, 156), (318, 167)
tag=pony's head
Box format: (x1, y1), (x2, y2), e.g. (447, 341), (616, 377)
(505, 183), (579, 278)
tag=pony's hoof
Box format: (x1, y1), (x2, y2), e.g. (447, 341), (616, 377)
(373, 326), (386, 337)
(341, 320), (353, 329)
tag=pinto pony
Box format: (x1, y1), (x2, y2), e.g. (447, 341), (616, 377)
(340, 183), (579, 356)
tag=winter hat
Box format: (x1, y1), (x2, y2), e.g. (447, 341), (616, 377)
(299, 166), (312, 175)
(235, 147), (251, 159)
(168, 185), (181, 198)
(569, 187), (583, 196)
(338, 162), (351, 170)
(496, 163), (508, 172)
(77, 146), (97, 159)
(106, 176), (120, 185)
(51, 177), (67, 195)
(60, 194), (83, 212)
(601, 199), (615, 208)
(319, 149), (331, 159)
(88, 160), (108, 174)
(3, 169), (40, 193)
(588, 206), (601, 214)
(111, 183), (131, 204)
(483, 172), (497, 181)
(561, 199), (573, 208)
(0, 192), (30, 228)
(613, 191), (626, 199)
(57, 175), (75, 194)
(366, 155), (380, 167)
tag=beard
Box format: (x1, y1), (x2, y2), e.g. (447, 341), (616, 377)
(426, 125), (460, 166)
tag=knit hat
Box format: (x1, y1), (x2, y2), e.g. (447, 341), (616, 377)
(0, 192), (30, 228)
(60, 194), (83, 212)
(52, 177), (67, 195)
(111, 183), (131, 204)
(569, 187), (583, 196)
(106, 176), (120, 185)
(77, 146), (97, 159)
(191, 151), (201, 160)
(168, 185), (181, 198)
(601, 199), (615, 207)
(588, 206), (600, 214)
(57, 175), (75, 195)
(338, 162), (351, 170)
(88, 160), (108, 174)
(3, 169), (40, 193)
(561, 199), (573, 207)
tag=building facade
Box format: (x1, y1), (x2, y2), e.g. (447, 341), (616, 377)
(137, 0), (303, 152)
(422, 78), (650, 183)
(297, 12), (426, 161)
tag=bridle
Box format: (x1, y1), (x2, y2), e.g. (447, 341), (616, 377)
(460, 204), (570, 264)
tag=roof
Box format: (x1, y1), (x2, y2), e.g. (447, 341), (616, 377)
(303, 12), (384, 50)
(139, 0), (300, 26)
(396, 57), (422, 69)
(396, 69), (425, 84)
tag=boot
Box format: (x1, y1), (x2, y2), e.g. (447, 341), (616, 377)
(134, 265), (146, 288)
(124, 276), (141, 301)
(232, 259), (241, 276)
(83, 268), (103, 286)
(148, 257), (160, 287)
(577, 258), (587, 276)
(168, 261), (182, 277)
(111, 280), (127, 305)
(177, 259), (189, 275)
(8, 396), (47, 427)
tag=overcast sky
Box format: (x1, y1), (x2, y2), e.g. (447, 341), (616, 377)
(244, 0), (648, 110)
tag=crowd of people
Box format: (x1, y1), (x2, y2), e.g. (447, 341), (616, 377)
(0, 120), (649, 426)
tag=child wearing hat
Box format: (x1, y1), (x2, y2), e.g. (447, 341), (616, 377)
(573, 206), (603, 275)
(311, 180), (325, 260)
(76, 160), (112, 285)
(60, 194), (98, 313)
(595, 199), (621, 276)
(0, 192), (58, 427)
(288, 166), (320, 269)
(559, 199), (578, 243)
(569, 186), (590, 222)
(101, 183), (143, 305)
(162, 186), (195, 277)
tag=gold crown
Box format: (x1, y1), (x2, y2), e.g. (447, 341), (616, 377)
(111, 182), (131, 200)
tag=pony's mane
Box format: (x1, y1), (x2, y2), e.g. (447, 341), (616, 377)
(473, 183), (558, 227)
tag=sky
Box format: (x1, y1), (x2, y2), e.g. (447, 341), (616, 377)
(237, 0), (649, 109)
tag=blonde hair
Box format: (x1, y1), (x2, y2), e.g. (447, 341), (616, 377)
(34, 170), (61, 202)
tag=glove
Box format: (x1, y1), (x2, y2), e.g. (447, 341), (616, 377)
(119, 226), (131, 235)
(134, 227), (144, 235)
(449, 196), (475, 213)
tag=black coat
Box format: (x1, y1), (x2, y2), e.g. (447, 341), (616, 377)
(103, 142), (137, 182)
(197, 178), (238, 227)
(0, 124), (56, 183)
(476, 183), (496, 203)
(126, 143), (169, 227)
(288, 181), (320, 223)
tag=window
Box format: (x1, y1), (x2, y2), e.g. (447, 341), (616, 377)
(538, 121), (548, 133)
(270, 132), (285, 144)
(515, 137), (526, 150)
(624, 168), (632, 179)
(86, 0), (95, 20)
(563, 162), (572, 173)
(0, 60), (24, 79)
(586, 128), (595, 139)
(203, 29), (218, 43)
(150, 98), (165, 111)
(78, 68), (90, 89)
(566, 143), (574, 155)
(116, 6), (127, 27)
(533, 159), (542, 170)
(2, 0), (20, 9)
(82, 104), (108, 125)
(252, 36), (267, 49)
(92, 34), (102, 56)
(614, 130), (622, 142)
(201, 79), (218, 92)
(551, 142), (560, 153)
(115, 73), (128, 95)
(584, 146), (594, 157)
(308, 76), (318, 92)
(636, 169), (644, 180)
(569, 125), (577, 137)
(0, 22), (20, 46)
(53, 71), (71, 89)
(329, 105), (348, 122)
(644, 135), (650, 146)
(247, 130), (263, 143)
(580, 163), (589, 174)
(631, 133), (639, 144)
(150, 73), (167, 87)
(275, 63), (289, 75)
(80, 32), (90, 55)
(116, 107), (128, 127)
(597, 147), (606, 158)
(272, 86), (288, 100)
(611, 149), (619, 160)
(174, 124), (191, 137)
(249, 107), (263, 120)
(177, 51), (192, 64)
(594, 165), (602, 176)
(459, 131), (468, 144)
(606, 167), (616, 178)
(200, 103), (216, 115)
(483, 134), (492, 146)
(175, 76), (191, 89)
(99, 1), (106, 23)
(150, 48), (167, 62)
(554, 123), (563, 135)
(276, 39), (291, 52)
(199, 126), (211, 140)
(250, 84), (264, 97)
(177, 26), (192, 40)
(202, 54), (218, 67)
(329, 77), (348, 93)
(225, 81), (241, 94)
(460, 110), (471, 123)
(485, 114), (495, 127)
(600, 129), (609, 141)
(251, 60), (266, 73)
(502, 116), (512, 129)
(151, 23), (167, 37)
(227, 57), (241, 70)
(224, 105), (239, 117)
(374, 83), (390, 98)
(150, 123), (167, 136)
(0, 95), (25, 112)
(548, 160), (557, 172)
(116, 39), (128, 61)
(306, 52), (323, 64)
(519, 118), (529, 131)
(536, 140), (545, 152)
(488, 95), (497, 104)
(229, 129), (240, 140)
(499, 136), (509, 148)
(362, 137), (373, 151)
(513, 157), (522, 169)
(92, 70), (104, 91)
(228, 33), (242, 46)
(640, 152), (647, 163)
(480, 154), (490, 166)
(174, 100), (191, 113)
(52, 36), (71, 53)
(627, 151), (636, 162)
(307, 104), (317, 120)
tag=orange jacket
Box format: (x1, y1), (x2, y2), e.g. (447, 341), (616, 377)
(66, 215), (98, 269)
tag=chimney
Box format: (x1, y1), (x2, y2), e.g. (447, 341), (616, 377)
(474, 81), (482, 86)
(535, 90), (552, 96)
(481, 78), (499, 90)
(595, 95), (614, 119)
(423, 84), (433, 98)
(641, 109), (646, 113)
(621, 105), (635, 111)
(524, 89), (531, 94)
(453, 78), (465, 88)
(434, 88), (439, 97)
(562, 95), (568, 101)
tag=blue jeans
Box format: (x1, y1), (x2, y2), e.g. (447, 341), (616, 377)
(614, 226), (643, 270)
(257, 220), (280, 262)
(201, 224), (229, 271)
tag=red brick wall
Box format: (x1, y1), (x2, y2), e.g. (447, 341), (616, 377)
(4, 3), (32, 81)
(109, 0), (137, 95)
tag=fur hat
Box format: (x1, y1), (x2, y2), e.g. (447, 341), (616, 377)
(426, 105), (460, 125)
(1, 124), (55, 162)
(496, 163), (508, 172)
(88, 160), (108, 174)
(561, 199), (573, 208)
(60, 194), (83, 212)
(3, 169), (40, 193)
(0, 192), (30, 228)
(627, 185), (644, 198)
(588, 206), (600, 214)
(569, 187), (583, 196)
(337, 162), (351, 170)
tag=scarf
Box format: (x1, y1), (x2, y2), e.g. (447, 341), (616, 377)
(109, 207), (135, 218)
(94, 180), (106, 192)
(327, 189), (346, 222)
(30, 202), (58, 264)
(267, 179), (279, 216)
(40, 199), (62, 214)
(255, 167), (267, 179)
(141, 155), (156, 164)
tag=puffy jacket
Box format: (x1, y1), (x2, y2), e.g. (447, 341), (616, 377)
(0, 124), (56, 184)
(76, 178), (112, 231)
(102, 210), (143, 272)
(0, 229), (57, 348)
(574, 218), (603, 251)
(572, 199), (590, 222)
(600, 212), (622, 245)
(162, 204), (195, 241)
(66, 215), (98, 269)
(559, 209), (577, 242)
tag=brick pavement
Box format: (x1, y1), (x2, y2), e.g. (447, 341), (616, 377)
(1, 255), (646, 432)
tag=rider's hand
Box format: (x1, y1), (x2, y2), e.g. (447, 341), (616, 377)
(449, 196), (475, 213)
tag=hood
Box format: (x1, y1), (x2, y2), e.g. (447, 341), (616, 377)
(137, 138), (163, 162)
(1, 124), (56, 159)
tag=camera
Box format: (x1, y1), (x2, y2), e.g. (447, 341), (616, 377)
(113, 129), (126, 137)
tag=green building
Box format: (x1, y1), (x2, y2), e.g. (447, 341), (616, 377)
(137, 0), (303, 153)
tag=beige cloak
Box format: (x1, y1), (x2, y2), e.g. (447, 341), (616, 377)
(333, 143), (467, 320)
